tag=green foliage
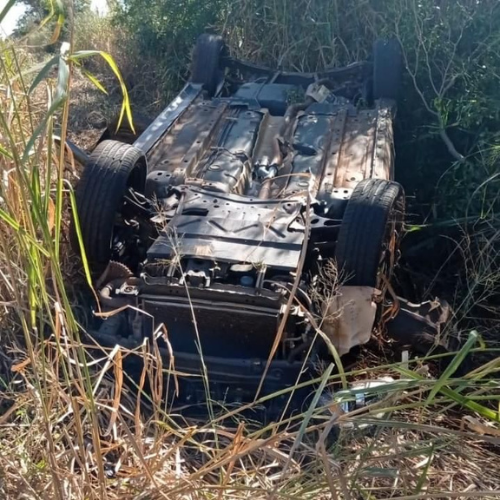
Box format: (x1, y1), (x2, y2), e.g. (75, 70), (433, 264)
(111, 0), (226, 95)
(221, 0), (375, 69)
(14, 0), (90, 37)
(108, 0), (500, 220)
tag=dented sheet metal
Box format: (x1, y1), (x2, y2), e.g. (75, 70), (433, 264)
(321, 286), (378, 355)
(144, 97), (394, 201)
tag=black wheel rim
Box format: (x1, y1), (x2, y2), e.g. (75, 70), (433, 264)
(110, 163), (151, 269)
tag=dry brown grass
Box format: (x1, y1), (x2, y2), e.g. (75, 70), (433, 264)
(220, 0), (375, 70)
(2, 334), (500, 499)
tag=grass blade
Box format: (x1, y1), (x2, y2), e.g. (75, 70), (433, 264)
(28, 56), (58, 94)
(425, 331), (478, 405)
(70, 50), (134, 133)
(0, 0), (15, 25)
(81, 68), (108, 94)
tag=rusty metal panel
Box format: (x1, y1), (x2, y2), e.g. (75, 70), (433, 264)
(147, 188), (305, 270)
(143, 95), (394, 204)
(135, 83), (202, 154)
(318, 108), (348, 198)
(148, 216), (304, 270)
(334, 109), (378, 189)
(147, 101), (227, 184)
(317, 107), (394, 193)
(371, 106), (395, 181)
(196, 109), (262, 194)
(283, 113), (335, 197)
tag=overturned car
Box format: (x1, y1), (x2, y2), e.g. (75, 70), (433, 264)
(72, 35), (450, 410)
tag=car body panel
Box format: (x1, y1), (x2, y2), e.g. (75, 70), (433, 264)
(80, 45), (446, 414)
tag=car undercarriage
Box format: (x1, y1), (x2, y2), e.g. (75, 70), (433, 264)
(71, 35), (452, 413)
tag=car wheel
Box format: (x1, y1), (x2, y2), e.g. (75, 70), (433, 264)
(335, 178), (405, 288)
(190, 33), (225, 97)
(372, 39), (403, 100)
(96, 113), (153, 146)
(71, 140), (148, 273)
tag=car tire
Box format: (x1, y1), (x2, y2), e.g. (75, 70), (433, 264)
(190, 33), (225, 96)
(372, 39), (403, 100)
(97, 113), (153, 146)
(335, 179), (405, 288)
(71, 140), (147, 271)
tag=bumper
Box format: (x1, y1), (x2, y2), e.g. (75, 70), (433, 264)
(90, 313), (314, 417)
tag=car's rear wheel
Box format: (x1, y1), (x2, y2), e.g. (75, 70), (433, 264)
(372, 39), (403, 100)
(71, 140), (148, 273)
(190, 33), (225, 97)
(335, 178), (405, 289)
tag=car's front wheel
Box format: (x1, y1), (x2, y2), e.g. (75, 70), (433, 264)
(71, 140), (149, 274)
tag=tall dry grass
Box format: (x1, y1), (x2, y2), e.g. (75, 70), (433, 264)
(221, 0), (375, 70)
(1, 2), (500, 499)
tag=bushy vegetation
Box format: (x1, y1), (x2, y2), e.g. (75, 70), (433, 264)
(102, 0), (500, 330)
(108, 0), (500, 218)
(1, 1), (500, 498)
(68, 0), (500, 222)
